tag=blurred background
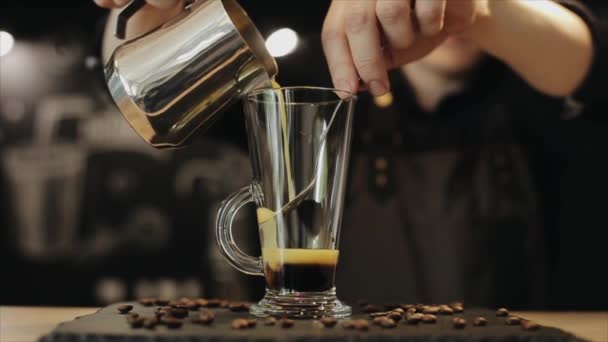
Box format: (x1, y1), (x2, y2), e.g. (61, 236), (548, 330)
(1, 1), (606, 310)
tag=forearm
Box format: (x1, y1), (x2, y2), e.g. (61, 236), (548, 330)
(466, 0), (593, 97)
(101, 3), (183, 64)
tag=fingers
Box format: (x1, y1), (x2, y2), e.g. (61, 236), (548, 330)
(322, 2), (359, 94)
(415, 0), (447, 36)
(376, 0), (415, 50)
(93, 0), (119, 8)
(344, 0), (389, 96)
(146, 0), (181, 9)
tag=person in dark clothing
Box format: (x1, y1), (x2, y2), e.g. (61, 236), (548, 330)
(94, 0), (607, 309)
(320, 0), (607, 309)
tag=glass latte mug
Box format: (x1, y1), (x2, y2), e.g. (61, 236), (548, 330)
(216, 87), (356, 318)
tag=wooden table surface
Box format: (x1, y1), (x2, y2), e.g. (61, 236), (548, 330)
(0, 306), (606, 342)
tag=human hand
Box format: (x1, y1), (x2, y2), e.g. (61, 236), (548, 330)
(322, 0), (489, 95)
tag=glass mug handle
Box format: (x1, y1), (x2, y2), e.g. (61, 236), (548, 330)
(215, 185), (264, 276)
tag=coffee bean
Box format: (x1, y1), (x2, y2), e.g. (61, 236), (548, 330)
(379, 318), (396, 328)
(154, 307), (168, 319)
(399, 304), (415, 310)
(279, 318), (295, 328)
(452, 317), (466, 329)
(415, 304), (425, 312)
(473, 317), (487, 326)
(342, 320), (356, 330)
(387, 311), (403, 322)
(406, 307), (417, 315)
(170, 303), (188, 310)
(451, 305), (464, 313)
(154, 299), (169, 306)
(231, 318), (250, 330)
(184, 302), (201, 311)
(162, 316), (183, 329)
(392, 308), (405, 314)
(206, 299), (222, 308)
(229, 302), (251, 312)
(363, 304), (381, 313)
(170, 308), (189, 319)
(126, 314), (140, 323)
(194, 298), (209, 307)
(143, 317), (159, 329)
(353, 319), (369, 331)
(128, 316), (145, 328)
(496, 308), (509, 317)
(320, 316), (337, 328)
(192, 311), (215, 325)
(138, 298), (156, 306)
(384, 303), (400, 310)
(439, 305), (454, 315)
(264, 317), (277, 326)
(421, 314), (437, 323)
(505, 316), (521, 325)
(422, 306), (440, 314)
(246, 319), (257, 328)
(117, 305), (133, 314)
(369, 311), (390, 318)
(449, 301), (464, 309)
(219, 300), (230, 308)
(406, 313), (423, 324)
(126, 312), (139, 320)
(372, 317), (386, 326)
(521, 320), (541, 331)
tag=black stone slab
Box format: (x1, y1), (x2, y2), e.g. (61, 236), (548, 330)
(39, 302), (585, 342)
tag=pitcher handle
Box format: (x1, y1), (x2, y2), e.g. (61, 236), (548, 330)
(215, 185), (264, 276)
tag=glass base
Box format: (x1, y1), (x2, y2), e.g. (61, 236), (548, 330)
(249, 288), (351, 319)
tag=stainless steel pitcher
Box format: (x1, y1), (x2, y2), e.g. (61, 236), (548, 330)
(105, 0), (277, 148)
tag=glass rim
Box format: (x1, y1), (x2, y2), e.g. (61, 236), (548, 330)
(246, 86), (357, 105)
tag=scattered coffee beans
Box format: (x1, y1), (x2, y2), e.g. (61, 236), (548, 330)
(369, 311), (390, 318)
(162, 316), (183, 329)
(143, 317), (159, 329)
(169, 308), (188, 319)
(231, 318), (250, 330)
(320, 316), (338, 328)
(496, 308), (509, 317)
(422, 306), (440, 314)
(280, 318), (295, 328)
(229, 302), (251, 312)
(264, 317), (277, 326)
(117, 305), (133, 314)
(138, 298), (155, 306)
(521, 320), (541, 331)
(392, 308), (405, 314)
(452, 317), (467, 329)
(406, 313), (423, 324)
(128, 316), (145, 328)
(439, 305), (454, 315)
(505, 316), (522, 326)
(154, 307), (168, 319)
(192, 310), (215, 325)
(379, 317), (397, 328)
(421, 314), (437, 323)
(387, 311), (403, 322)
(473, 317), (488, 326)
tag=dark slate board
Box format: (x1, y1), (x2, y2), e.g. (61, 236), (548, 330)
(40, 302), (585, 342)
